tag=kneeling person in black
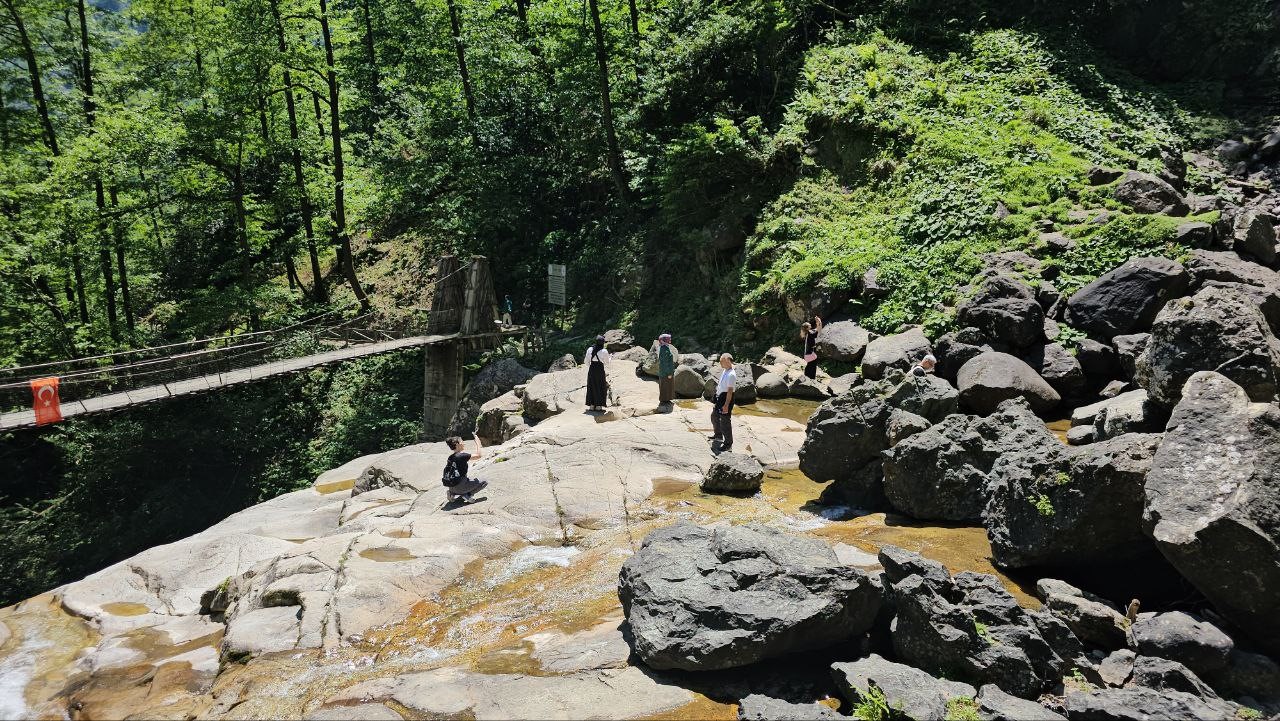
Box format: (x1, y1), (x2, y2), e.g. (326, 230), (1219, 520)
(443, 436), (489, 503)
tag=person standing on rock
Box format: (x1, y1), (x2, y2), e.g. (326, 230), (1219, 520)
(801, 316), (822, 379)
(585, 335), (611, 411)
(657, 333), (676, 407)
(443, 436), (488, 503)
(710, 353), (736, 451)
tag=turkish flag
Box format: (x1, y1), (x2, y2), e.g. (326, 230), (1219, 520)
(31, 377), (62, 425)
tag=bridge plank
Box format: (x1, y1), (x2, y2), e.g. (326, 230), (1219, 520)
(0, 328), (527, 432)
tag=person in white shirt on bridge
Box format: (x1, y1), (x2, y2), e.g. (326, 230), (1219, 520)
(709, 353), (736, 452)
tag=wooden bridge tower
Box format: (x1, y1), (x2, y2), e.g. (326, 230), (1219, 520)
(422, 255), (502, 439)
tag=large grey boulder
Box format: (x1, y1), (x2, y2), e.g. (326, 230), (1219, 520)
(799, 374), (958, 508)
(933, 327), (992, 380)
(548, 353), (577, 372)
(985, 431), (1162, 569)
(474, 391), (530, 445)
(1233, 209), (1278, 264)
(753, 371), (787, 398)
(882, 399), (1053, 523)
(1043, 592), (1129, 652)
(1075, 339), (1118, 385)
(617, 522), (882, 671)
(1136, 285), (1280, 407)
(603, 329), (635, 352)
(701, 453), (765, 494)
(957, 352), (1061, 415)
(879, 547), (1081, 697)
(1111, 333), (1149, 381)
(1023, 342), (1086, 399)
(958, 274), (1045, 350)
(702, 363), (756, 403)
(1143, 371), (1280, 654)
(1112, 171), (1188, 215)
(828, 372), (861, 396)
(1063, 687), (1235, 720)
(830, 654), (976, 721)
(815, 320), (871, 363)
(1206, 649), (1280, 705)
(1126, 656), (1220, 700)
(1064, 257), (1189, 338)
(1130, 612), (1234, 677)
(736, 694), (842, 721)
(977, 684), (1066, 721)
(862, 327), (932, 380)
(1069, 390), (1162, 444)
(673, 366), (706, 398)
(1185, 248), (1280, 289)
(448, 358), (538, 438)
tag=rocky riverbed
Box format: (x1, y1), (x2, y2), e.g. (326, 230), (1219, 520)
(0, 360), (1040, 721)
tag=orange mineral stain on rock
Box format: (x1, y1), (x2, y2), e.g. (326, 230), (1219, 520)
(100, 602), (150, 617)
(314, 478), (355, 495)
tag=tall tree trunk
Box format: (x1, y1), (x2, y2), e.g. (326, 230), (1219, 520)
(76, 0), (119, 340)
(359, 0), (381, 114)
(3, 0), (59, 155)
(269, 0), (325, 301)
(586, 0), (628, 201)
(312, 92), (330, 163)
(69, 229), (89, 324)
(318, 0), (369, 308)
(108, 185), (134, 336)
(445, 0), (477, 129)
(232, 142), (261, 330)
(626, 0), (639, 37)
(0, 87), (9, 151)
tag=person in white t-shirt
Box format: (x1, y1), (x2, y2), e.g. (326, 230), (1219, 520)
(710, 353), (736, 451)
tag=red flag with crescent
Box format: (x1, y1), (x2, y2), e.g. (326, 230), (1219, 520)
(31, 377), (62, 425)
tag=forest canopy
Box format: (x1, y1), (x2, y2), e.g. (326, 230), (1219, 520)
(0, 0), (1275, 366)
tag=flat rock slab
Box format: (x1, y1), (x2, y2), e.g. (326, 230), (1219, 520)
(324, 667), (693, 720)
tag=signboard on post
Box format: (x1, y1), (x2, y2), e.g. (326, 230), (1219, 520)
(547, 264), (567, 306)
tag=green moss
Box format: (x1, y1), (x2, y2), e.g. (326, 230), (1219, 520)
(736, 28), (1222, 342)
(945, 696), (981, 721)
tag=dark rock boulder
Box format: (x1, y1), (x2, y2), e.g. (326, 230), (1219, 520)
(1199, 280), (1280, 335)
(1064, 257), (1189, 338)
(736, 694), (842, 721)
(701, 453), (765, 494)
(1076, 339), (1118, 385)
(882, 400), (1053, 523)
(1112, 171), (1188, 216)
(1126, 656), (1220, 700)
(862, 327), (933, 381)
(1110, 333), (1148, 381)
(977, 684), (1066, 721)
(815, 320), (871, 363)
(879, 547), (1082, 697)
(1023, 343), (1087, 399)
(1174, 221), (1213, 248)
(831, 654), (976, 721)
(828, 372), (861, 396)
(603, 329), (635, 352)
(1063, 687), (1235, 720)
(548, 353), (577, 372)
(957, 352), (1061, 415)
(618, 522), (883, 671)
(799, 374), (957, 508)
(448, 358), (539, 438)
(1135, 286), (1280, 407)
(958, 274), (1045, 350)
(1070, 390), (1163, 443)
(1087, 166), (1124, 185)
(1233, 210), (1278, 264)
(1098, 649), (1136, 687)
(886, 408), (931, 447)
(984, 432), (1162, 569)
(1143, 371), (1280, 654)
(934, 327), (992, 381)
(1206, 649), (1280, 705)
(673, 366), (707, 398)
(1043, 592), (1129, 652)
(1129, 611), (1233, 677)
(1184, 249), (1280, 289)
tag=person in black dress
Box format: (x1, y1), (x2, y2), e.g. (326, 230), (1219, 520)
(443, 436), (488, 503)
(801, 315), (822, 379)
(585, 335), (611, 411)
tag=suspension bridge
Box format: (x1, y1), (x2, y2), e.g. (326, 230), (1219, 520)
(0, 256), (526, 436)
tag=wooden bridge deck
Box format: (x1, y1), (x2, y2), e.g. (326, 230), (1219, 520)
(0, 327), (526, 432)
